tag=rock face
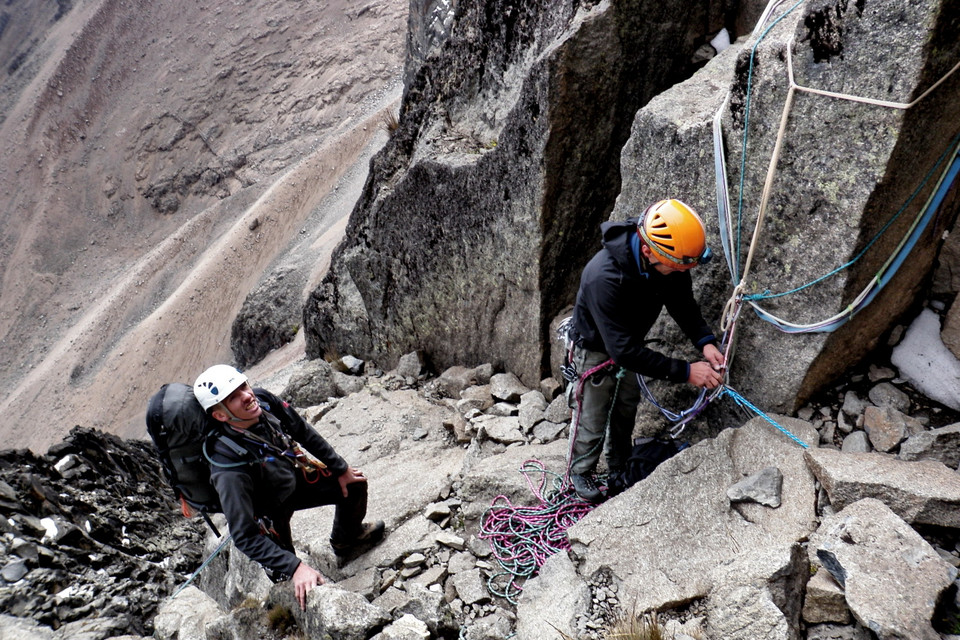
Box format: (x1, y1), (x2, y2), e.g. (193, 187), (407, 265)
(230, 268), (305, 368)
(713, 0), (960, 411)
(303, 0), (734, 384)
(304, 0), (960, 416)
(805, 447), (960, 527)
(566, 416), (819, 613)
(811, 498), (957, 640)
(0, 428), (204, 636)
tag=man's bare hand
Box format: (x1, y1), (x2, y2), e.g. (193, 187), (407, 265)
(337, 466), (367, 498)
(688, 361), (723, 389)
(292, 562), (325, 611)
(702, 343), (726, 371)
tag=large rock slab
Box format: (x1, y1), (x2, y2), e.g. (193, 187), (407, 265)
(154, 586), (225, 640)
(566, 416), (818, 612)
(809, 498), (957, 640)
(289, 387), (464, 575)
(804, 447), (960, 527)
(314, 387), (458, 468)
(280, 583), (391, 640)
(704, 543), (807, 640)
(515, 551), (590, 640)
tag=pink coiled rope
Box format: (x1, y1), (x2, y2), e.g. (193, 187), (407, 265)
(478, 459), (598, 604)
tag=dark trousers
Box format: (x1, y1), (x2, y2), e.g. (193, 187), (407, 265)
(568, 345), (642, 475)
(261, 471), (368, 550)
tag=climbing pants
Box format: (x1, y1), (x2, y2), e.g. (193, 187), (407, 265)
(262, 471), (368, 551)
(567, 345), (642, 476)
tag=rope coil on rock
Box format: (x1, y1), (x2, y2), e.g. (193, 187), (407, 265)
(479, 460), (596, 605)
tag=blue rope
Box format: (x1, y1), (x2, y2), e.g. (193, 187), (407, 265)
(721, 387), (809, 448)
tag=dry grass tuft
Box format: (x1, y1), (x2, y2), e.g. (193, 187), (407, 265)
(553, 610), (703, 640)
(381, 111), (400, 133)
(604, 611), (666, 640)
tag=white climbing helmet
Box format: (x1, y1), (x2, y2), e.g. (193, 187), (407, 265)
(193, 365), (247, 410)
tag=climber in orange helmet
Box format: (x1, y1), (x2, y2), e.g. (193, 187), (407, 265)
(565, 199), (725, 503)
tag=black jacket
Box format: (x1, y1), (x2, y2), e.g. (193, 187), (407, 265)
(571, 217), (717, 383)
(207, 388), (348, 577)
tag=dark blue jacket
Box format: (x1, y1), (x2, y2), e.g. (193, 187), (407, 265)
(571, 217), (717, 383)
(207, 389), (347, 577)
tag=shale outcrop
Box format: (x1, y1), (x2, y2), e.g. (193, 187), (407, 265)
(0, 428), (204, 638)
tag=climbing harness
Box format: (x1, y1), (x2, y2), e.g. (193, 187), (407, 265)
(565, 357), (620, 476)
(559, 316), (628, 474)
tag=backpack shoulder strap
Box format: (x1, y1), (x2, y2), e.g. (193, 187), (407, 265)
(203, 426), (257, 467)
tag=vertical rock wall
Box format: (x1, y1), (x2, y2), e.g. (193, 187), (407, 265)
(303, 0), (731, 384)
(730, 0), (960, 411)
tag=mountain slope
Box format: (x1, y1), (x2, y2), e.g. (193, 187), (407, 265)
(0, 0), (408, 451)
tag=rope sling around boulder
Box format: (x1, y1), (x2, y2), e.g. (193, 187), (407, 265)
(479, 0), (960, 605)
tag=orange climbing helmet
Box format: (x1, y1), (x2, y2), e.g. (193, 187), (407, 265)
(637, 199), (712, 269)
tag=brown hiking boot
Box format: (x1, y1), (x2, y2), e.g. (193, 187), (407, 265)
(330, 520), (385, 558)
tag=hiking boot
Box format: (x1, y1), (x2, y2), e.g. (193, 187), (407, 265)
(570, 473), (604, 503)
(330, 520), (386, 559)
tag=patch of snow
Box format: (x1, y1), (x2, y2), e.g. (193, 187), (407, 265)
(890, 308), (960, 410)
(710, 28), (731, 52)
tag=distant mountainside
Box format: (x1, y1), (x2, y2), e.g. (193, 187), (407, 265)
(0, 0), (407, 451)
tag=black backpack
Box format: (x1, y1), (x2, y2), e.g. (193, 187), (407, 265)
(146, 382), (238, 535)
(606, 437), (689, 498)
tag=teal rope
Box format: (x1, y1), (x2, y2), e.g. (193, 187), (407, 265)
(721, 387), (809, 448)
(745, 132), (960, 301)
(480, 462), (596, 605)
(172, 533), (233, 598)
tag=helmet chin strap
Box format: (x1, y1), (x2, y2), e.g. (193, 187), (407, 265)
(217, 404), (251, 425)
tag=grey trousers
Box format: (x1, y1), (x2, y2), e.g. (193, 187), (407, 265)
(567, 345), (642, 476)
